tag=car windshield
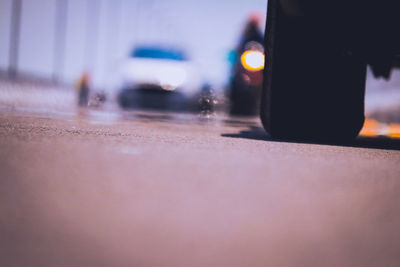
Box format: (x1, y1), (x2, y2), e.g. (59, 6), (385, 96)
(132, 47), (187, 61)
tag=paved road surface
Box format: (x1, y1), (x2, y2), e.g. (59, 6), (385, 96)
(1, 107), (400, 267)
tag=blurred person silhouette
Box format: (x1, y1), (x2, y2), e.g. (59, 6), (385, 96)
(77, 72), (90, 107)
(229, 13), (264, 115)
(237, 13), (263, 54)
(227, 13), (263, 68)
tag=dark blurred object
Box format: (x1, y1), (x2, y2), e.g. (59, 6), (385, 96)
(261, 0), (400, 142)
(77, 72), (90, 107)
(118, 86), (188, 111)
(393, 55), (400, 70)
(198, 83), (218, 114)
(89, 91), (106, 108)
(229, 14), (264, 116)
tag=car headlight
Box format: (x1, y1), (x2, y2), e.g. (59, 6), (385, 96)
(241, 50), (265, 71)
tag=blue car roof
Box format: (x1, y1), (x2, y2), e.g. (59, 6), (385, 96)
(131, 47), (187, 61)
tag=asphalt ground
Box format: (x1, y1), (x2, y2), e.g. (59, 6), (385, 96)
(1, 76), (400, 266)
(1, 104), (400, 267)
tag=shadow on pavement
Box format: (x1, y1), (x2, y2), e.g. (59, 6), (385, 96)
(222, 126), (400, 151)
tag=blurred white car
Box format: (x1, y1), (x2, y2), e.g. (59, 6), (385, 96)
(115, 46), (202, 109)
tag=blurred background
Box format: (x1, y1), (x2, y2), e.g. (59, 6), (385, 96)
(0, 0), (400, 137)
(0, 0), (265, 88)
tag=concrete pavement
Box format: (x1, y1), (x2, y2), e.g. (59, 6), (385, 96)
(1, 109), (400, 267)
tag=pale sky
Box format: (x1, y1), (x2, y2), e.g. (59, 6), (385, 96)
(0, 0), (267, 89)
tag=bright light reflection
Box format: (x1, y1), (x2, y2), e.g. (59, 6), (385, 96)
(241, 50), (265, 71)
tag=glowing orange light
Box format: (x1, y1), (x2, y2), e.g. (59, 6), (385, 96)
(388, 124), (400, 138)
(359, 118), (380, 137)
(241, 50), (265, 71)
(359, 119), (400, 139)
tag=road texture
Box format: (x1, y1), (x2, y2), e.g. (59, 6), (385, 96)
(1, 105), (400, 267)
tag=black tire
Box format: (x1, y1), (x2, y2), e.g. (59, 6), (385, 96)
(260, 0), (367, 142)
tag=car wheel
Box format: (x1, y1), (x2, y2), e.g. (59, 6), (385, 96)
(260, 0), (367, 142)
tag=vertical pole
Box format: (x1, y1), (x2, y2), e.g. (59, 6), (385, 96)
(84, 0), (100, 73)
(104, 0), (121, 87)
(53, 0), (68, 83)
(8, 0), (22, 79)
